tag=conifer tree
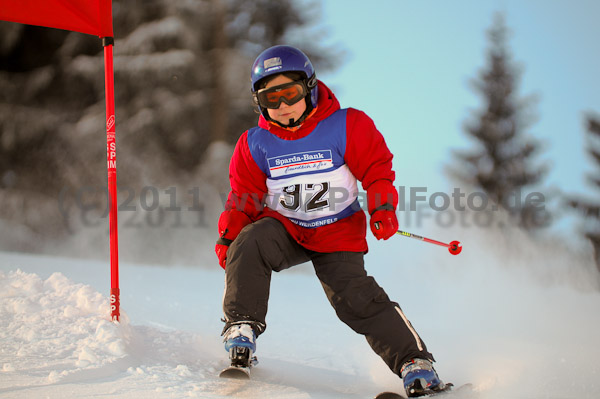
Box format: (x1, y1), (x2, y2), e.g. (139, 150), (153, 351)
(0, 0), (341, 238)
(450, 13), (547, 229)
(569, 116), (600, 271)
(0, 0), (340, 186)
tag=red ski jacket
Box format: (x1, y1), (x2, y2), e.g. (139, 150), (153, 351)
(223, 80), (395, 253)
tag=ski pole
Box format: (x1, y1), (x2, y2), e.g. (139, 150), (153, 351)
(396, 230), (462, 255)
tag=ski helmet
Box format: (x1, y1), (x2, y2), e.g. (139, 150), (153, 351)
(251, 45), (318, 124)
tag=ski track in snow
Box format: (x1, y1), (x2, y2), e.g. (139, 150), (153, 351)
(1, 221), (600, 399)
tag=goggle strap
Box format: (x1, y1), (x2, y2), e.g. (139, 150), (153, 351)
(306, 74), (317, 89)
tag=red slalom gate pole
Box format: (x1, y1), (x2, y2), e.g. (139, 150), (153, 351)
(103, 37), (120, 322)
(396, 230), (462, 255)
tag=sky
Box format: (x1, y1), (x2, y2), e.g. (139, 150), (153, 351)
(316, 0), (600, 210)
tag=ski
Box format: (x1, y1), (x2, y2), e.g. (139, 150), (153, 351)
(375, 383), (474, 399)
(219, 364), (251, 379)
(374, 392), (404, 399)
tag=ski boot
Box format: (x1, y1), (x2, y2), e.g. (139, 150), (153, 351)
(220, 323), (258, 378)
(401, 358), (450, 397)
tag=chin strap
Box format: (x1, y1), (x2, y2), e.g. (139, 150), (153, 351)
(266, 96), (314, 128)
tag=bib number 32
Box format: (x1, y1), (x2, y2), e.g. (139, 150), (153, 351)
(280, 182), (329, 213)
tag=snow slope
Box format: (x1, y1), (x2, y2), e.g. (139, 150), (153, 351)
(1, 222), (600, 399)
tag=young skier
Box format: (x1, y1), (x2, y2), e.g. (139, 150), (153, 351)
(215, 45), (448, 397)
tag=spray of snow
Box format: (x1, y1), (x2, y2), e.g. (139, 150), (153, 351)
(365, 211), (600, 398)
(0, 270), (124, 385)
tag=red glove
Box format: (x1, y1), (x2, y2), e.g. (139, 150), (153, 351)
(370, 208), (399, 240)
(215, 210), (252, 269)
(367, 180), (399, 240)
(215, 244), (229, 270)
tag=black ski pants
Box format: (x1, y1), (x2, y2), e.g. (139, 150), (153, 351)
(222, 217), (434, 376)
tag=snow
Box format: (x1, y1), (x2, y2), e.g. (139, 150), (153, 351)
(1, 221), (600, 398)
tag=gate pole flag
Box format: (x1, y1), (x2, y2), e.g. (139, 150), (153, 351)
(1, 0), (121, 321)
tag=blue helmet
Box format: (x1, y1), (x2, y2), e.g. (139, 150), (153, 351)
(251, 45), (318, 120)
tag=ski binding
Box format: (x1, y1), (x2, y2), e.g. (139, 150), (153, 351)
(219, 346), (258, 380)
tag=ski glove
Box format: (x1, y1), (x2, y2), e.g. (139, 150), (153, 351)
(370, 208), (399, 240)
(215, 209), (252, 269)
(367, 179), (399, 240)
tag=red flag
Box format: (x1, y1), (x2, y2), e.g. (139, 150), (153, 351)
(0, 0), (113, 37)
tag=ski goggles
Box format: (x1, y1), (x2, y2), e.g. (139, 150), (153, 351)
(254, 81), (308, 109)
